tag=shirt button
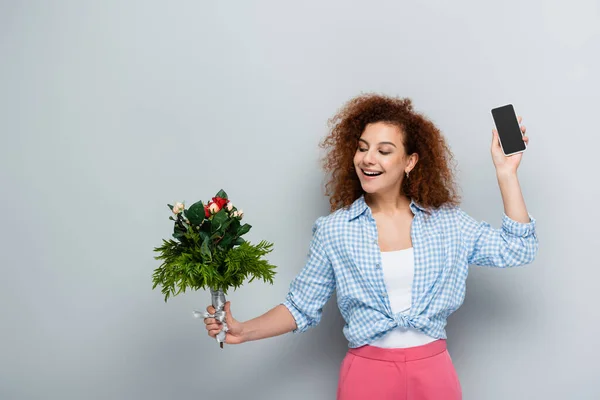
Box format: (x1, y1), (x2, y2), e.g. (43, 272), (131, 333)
(375, 263), (380, 268)
(382, 292), (387, 297)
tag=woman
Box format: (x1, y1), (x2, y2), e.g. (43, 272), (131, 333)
(203, 94), (538, 399)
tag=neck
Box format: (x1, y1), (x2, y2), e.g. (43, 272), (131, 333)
(364, 192), (411, 216)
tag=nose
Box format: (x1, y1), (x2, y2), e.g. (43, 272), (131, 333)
(363, 149), (376, 165)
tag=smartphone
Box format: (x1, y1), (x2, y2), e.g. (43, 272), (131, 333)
(491, 104), (526, 156)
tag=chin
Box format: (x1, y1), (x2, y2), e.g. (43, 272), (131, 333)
(360, 184), (379, 194)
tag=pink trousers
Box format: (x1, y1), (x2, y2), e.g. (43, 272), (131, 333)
(336, 339), (462, 400)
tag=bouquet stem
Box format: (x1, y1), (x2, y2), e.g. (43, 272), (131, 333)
(194, 287), (228, 349)
(210, 288), (227, 349)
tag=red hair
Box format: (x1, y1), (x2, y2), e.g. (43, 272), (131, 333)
(319, 93), (460, 212)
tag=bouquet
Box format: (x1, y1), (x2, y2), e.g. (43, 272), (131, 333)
(152, 189), (277, 348)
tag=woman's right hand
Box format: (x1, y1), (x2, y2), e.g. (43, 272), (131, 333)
(204, 301), (245, 344)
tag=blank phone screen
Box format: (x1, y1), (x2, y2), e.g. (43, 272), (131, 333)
(491, 104), (526, 155)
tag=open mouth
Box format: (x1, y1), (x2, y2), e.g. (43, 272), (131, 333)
(362, 169), (383, 177)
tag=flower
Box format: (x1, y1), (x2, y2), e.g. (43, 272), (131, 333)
(225, 201), (233, 211)
(212, 196), (228, 209)
(209, 202), (220, 214)
(204, 196), (228, 217)
(233, 209), (244, 219)
(172, 202), (185, 214)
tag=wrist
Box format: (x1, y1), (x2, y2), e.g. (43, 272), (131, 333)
(239, 321), (250, 343)
(496, 169), (518, 181)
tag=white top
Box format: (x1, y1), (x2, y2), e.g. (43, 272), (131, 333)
(369, 247), (438, 348)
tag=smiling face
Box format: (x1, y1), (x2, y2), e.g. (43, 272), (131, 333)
(353, 122), (418, 196)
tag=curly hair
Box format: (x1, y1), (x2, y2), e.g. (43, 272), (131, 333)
(319, 93), (460, 212)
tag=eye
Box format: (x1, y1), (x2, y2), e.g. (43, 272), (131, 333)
(380, 151), (391, 155)
(358, 148), (367, 152)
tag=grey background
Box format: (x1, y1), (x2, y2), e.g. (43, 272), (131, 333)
(1, 1), (599, 399)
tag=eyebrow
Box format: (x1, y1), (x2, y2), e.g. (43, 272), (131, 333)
(358, 138), (397, 148)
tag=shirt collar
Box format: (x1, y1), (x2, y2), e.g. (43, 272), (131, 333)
(347, 194), (427, 221)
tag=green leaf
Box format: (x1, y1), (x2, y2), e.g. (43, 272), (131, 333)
(180, 219), (189, 230)
(233, 237), (245, 245)
(199, 230), (209, 242)
(237, 223), (251, 236)
(201, 220), (212, 236)
(173, 224), (186, 239)
(218, 218), (235, 235)
(215, 189), (228, 199)
(201, 237), (212, 261)
(220, 235), (234, 249)
(167, 204), (174, 211)
(186, 201), (206, 226)
(211, 209), (228, 233)
(228, 218), (241, 234)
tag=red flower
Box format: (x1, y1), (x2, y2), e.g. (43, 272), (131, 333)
(212, 197), (228, 209)
(204, 197), (228, 217)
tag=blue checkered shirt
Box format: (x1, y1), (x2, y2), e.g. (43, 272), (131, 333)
(281, 195), (538, 348)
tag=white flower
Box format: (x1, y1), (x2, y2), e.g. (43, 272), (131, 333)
(237, 209), (244, 219)
(172, 202), (184, 214)
(209, 202), (220, 214)
(225, 202), (233, 211)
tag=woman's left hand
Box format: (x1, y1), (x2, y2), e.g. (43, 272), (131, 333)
(491, 116), (529, 175)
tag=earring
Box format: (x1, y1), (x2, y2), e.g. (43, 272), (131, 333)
(406, 171), (410, 179)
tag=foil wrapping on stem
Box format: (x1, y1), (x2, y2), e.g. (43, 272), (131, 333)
(194, 288), (228, 348)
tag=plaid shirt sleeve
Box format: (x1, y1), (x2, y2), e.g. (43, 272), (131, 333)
(457, 208), (539, 267)
(281, 216), (336, 333)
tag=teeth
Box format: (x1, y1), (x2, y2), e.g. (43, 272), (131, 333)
(363, 170), (382, 176)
